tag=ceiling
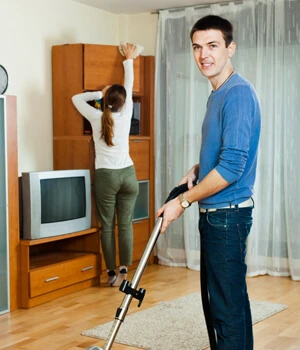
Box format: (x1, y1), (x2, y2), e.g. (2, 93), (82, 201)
(73, 0), (227, 14)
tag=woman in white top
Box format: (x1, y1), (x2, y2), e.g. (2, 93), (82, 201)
(72, 44), (139, 287)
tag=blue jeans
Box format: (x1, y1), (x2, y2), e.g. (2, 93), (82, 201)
(199, 207), (253, 350)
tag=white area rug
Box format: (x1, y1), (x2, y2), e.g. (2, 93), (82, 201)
(82, 292), (288, 350)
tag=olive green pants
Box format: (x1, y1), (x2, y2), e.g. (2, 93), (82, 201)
(94, 165), (139, 270)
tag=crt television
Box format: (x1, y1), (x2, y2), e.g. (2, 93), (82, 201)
(21, 169), (91, 240)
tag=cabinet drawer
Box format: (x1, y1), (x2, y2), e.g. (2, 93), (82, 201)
(130, 139), (150, 180)
(83, 45), (144, 95)
(29, 254), (100, 297)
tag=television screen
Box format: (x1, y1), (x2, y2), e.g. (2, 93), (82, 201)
(40, 177), (86, 223)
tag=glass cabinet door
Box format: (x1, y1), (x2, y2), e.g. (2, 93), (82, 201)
(0, 96), (9, 314)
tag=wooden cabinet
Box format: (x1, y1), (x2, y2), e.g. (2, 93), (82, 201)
(52, 44), (155, 272)
(20, 228), (101, 308)
(129, 138), (150, 180)
(83, 45), (144, 95)
(52, 44), (145, 138)
(53, 136), (95, 181)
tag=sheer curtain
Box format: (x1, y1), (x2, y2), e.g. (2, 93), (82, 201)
(154, 0), (300, 280)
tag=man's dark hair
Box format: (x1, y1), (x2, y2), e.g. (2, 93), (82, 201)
(190, 15), (233, 47)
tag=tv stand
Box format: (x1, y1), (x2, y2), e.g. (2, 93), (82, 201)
(20, 228), (101, 308)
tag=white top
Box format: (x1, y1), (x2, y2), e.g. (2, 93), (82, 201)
(72, 59), (134, 169)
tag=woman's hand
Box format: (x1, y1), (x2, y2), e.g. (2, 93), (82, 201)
(102, 85), (111, 97)
(121, 43), (136, 60)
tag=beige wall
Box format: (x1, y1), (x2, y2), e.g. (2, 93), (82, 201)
(0, 0), (157, 173)
(119, 13), (158, 55)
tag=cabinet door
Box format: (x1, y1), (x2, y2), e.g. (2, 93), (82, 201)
(83, 44), (144, 95)
(53, 137), (95, 180)
(52, 44), (84, 137)
(132, 219), (150, 262)
(129, 139), (150, 180)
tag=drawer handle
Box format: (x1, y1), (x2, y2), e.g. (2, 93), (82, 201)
(133, 220), (143, 224)
(45, 276), (59, 282)
(132, 140), (143, 143)
(81, 266), (94, 272)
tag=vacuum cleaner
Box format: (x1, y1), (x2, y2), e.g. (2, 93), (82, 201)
(86, 183), (216, 350)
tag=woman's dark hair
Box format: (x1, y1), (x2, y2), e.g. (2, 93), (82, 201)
(190, 15), (233, 47)
(101, 84), (127, 146)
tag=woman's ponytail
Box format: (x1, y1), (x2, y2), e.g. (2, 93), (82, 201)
(101, 106), (114, 146)
(100, 84), (126, 147)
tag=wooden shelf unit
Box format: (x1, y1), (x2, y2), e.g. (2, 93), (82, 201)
(52, 44), (155, 271)
(20, 228), (101, 308)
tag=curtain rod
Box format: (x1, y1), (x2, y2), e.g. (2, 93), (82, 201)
(151, 0), (243, 14)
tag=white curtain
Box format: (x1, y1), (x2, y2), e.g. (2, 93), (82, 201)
(154, 0), (300, 280)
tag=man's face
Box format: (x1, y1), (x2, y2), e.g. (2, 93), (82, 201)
(192, 29), (235, 82)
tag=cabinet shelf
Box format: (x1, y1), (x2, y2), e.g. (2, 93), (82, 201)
(20, 227), (98, 246)
(130, 135), (151, 140)
(30, 251), (93, 269)
(20, 228), (101, 308)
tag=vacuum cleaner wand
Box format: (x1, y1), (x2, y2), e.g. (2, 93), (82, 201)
(86, 183), (190, 350)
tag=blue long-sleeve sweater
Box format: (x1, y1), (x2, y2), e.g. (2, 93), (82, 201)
(198, 73), (261, 208)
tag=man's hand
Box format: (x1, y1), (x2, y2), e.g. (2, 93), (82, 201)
(178, 164), (199, 189)
(155, 165), (199, 234)
(156, 197), (185, 234)
(121, 43), (136, 60)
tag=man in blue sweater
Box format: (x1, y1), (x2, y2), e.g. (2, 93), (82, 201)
(157, 15), (261, 349)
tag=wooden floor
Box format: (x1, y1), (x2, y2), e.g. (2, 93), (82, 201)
(1, 264), (300, 349)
